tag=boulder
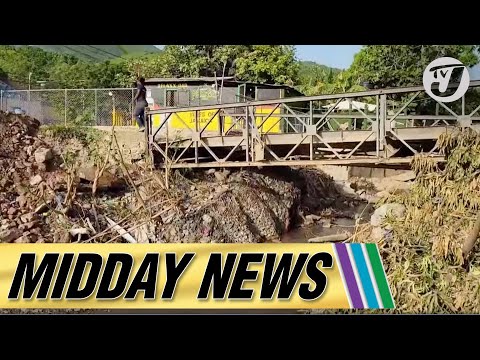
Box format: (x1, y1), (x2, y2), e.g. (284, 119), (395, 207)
(78, 165), (121, 189)
(29, 174), (43, 186)
(34, 148), (53, 164)
(371, 203), (406, 227)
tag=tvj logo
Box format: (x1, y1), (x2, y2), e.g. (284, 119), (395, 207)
(423, 57), (470, 103)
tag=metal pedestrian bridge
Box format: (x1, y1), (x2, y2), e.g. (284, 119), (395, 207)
(146, 80), (480, 169)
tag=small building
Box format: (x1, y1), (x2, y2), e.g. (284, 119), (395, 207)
(144, 76), (303, 108)
(144, 77), (306, 135)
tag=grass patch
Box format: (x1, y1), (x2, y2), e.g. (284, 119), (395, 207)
(40, 125), (102, 147)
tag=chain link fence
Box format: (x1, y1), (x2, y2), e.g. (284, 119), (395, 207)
(0, 86), (231, 126)
(0, 88), (137, 126)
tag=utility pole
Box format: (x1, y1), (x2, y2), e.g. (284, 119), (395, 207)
(28, 72), (32, 115)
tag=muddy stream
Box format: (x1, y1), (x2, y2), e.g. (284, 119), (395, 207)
(4, 202), (374, 315)
(282, 202), (373, 243)
(102, 203), (374, 315)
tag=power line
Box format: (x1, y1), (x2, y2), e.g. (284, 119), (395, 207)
(62, 45), (98, 62)
(85, 45), (120, 59)
(73, 45), (109, 61)
(68, 45), (111, 61)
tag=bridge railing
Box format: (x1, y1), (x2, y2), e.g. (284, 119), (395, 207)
(146, 81), (480, 168)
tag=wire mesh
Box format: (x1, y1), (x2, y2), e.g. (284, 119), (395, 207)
(0, 86), (231, 126)
(0, 88), (136, 126)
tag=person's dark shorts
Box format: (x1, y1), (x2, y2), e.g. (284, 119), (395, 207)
(134, 106), (145, 117)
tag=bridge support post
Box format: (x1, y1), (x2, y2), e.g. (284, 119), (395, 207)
(309, 101), (314, 160)
(245, 106), (249, 162)
(379, 94), (387, 158)
(195, 110), (199, 163)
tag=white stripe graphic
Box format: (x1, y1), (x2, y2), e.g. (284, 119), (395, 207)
(361, 243), (383, 309)
(346, 244), (368, 309)
(332, 244), (352, 308)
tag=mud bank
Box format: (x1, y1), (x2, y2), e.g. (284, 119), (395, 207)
(167, 166), (356, 244)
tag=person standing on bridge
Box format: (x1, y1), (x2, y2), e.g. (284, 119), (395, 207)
(134, 77), (148, 132)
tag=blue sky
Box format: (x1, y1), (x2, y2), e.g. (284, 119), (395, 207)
(295, 45), (362, 69)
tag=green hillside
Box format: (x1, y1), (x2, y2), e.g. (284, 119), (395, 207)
(24, 45), (161, 62)
(298, 61), (342, 84)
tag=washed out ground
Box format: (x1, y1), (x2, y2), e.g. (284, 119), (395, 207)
(0, 113), (417, 313)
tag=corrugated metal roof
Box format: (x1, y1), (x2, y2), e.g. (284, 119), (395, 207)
(145, 77), (298, 90)
(145, 77), (235, 84)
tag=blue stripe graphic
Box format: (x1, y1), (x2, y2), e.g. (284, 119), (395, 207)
(351, 243), (379, 308)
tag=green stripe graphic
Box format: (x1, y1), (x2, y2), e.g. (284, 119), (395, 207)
(366, 244), (395, 309)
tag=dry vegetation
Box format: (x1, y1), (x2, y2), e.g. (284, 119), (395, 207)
(331, 128), (480, 314)
(376, 129), (480, 312)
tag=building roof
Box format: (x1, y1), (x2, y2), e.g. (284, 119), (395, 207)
(145, 77), (235, 84)
(145, 76), (297, 90)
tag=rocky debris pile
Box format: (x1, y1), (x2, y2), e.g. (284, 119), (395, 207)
(160, 170), (301, 243)
(336, 170), (416, 204)
(0, 113), (149, 244)
(0, 112), (67, 243)
(0, 113), (347, 245)
(288, 167), (339, 213)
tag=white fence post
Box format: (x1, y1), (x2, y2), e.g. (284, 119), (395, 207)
(95, 89), (98, 126)
(64, 89), (67, 126)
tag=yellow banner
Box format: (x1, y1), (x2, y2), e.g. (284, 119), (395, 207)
(167, 106), (282, 134)
(0, 244), (351, 309)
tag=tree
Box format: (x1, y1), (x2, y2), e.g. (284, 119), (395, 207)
(87, 61), (129, 88)
(296, 61), (343, 95)
(148, 45), (252, 78)
(0, 45), (72, 85)
(346, 45), (479, 89)
(121, 45), (299, 86)
(235, 45), (298, 85)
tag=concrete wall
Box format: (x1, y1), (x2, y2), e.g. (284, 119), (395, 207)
(93, 126), (146, 162)
(318, 165), (409, 181)
(349, 166), (409, 179)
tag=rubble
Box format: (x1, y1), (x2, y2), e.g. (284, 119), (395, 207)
(370, 203), (406, 228)
(29, 175), (43, 186)
(0, 228), (22, 243)
(34, 148), (53, 164)
(0, 112), (351, 247)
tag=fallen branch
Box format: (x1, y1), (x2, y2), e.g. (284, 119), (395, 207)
(93, 127), (114, 195)
(462, 211), (480, 258)
(84, 191), (169, 243)
(85, 218), (97, 234)
(112, 130), (149, 215)
(308, 233), (349, 243)
(105, 216), (137, 243)
(105, 206), (174, 244)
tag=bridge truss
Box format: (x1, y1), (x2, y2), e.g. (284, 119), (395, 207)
(146, 81), (480, 169)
